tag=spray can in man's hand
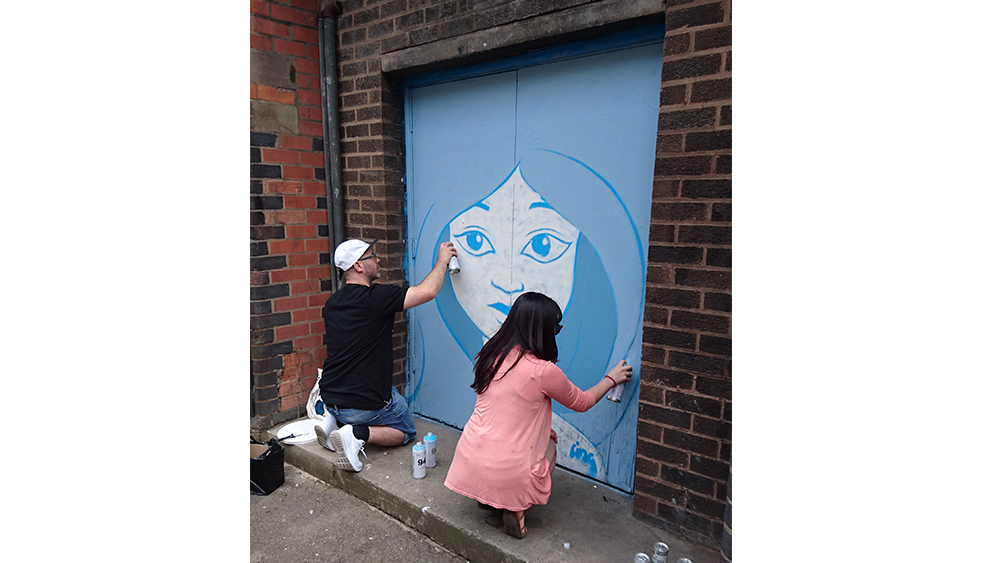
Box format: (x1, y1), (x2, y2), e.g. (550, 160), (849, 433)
(448, 256), (460, 275)
(605, 361), (629, 403)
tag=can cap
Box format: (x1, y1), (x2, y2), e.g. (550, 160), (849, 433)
(424, 433), (436, 441)
(412, 442), (424, 451)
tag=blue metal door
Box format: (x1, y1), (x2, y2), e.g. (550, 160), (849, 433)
(404, 28), (662, 492)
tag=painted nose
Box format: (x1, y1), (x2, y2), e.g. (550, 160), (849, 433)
(491, 279), (524, 295)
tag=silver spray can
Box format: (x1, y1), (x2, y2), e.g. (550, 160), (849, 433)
(652, 542), (669, 563)
(634, 554), (651, 563)
(677, 558), (693, 563)
(448, 256), (460, 274)
(412, 441), (426, 479)
(605, 379), (626, 402)
(423, 432), (437, 468)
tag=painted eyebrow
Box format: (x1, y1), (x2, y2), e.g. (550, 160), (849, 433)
(528, 201), (552, 209)
(472, 202), (490, 211)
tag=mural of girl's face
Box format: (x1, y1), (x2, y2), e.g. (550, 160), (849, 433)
(448, 166), (580, 337)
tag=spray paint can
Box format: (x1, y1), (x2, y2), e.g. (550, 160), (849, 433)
(423, 433), (437, 468)
(448, 256), (460, 274)
(412, 441), (426, 479)
(651, 542), (669, 563)
(677, 558), (693, 563)
(634, 554), (651, 563)
(605, 380), (626, 402)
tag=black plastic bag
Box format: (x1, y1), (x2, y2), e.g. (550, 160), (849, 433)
(251, 436), (284, 495)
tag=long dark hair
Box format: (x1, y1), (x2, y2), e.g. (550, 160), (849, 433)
(471, 292), (562, 394)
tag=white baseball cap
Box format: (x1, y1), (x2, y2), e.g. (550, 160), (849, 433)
(334, 238), (378, 271)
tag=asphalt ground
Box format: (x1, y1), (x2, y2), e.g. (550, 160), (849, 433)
(251, 463), (468, 563)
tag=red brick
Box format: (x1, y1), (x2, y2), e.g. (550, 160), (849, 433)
(284, 196), (317, 209)
(261, 148), (300, 163)
(274, 296), (310, 312)
(299, 152), (324, 167)
(274, 38), (309, 58)
(282, 165), (314, 180)
(286, 225), (316, 238)
(306, 266), (328, 279)
(298, 89), (321, 106)
(270, 4), (309, 25)
(279, 393), (305, 412)
(306, 210), (327, 223)
(289, 280), (320, 295)
(252, 17), (290, 38)
(305, 238), (329, 252)
(288, 253), (319, 267)
(295, 335), (324, 350)
(310, 320), (326, 335)
(293, 25), (319, 44)
(279, 380), (302, 398)
(275, 323), (311, 341)
(296, 57), (321, 75)
(269, 239), (307, 254)
(250, 0), (268, 15)
(271, 210), (306, 224)
(296, 73), (310, 88)
(301, 121), (323, 136)
(280, 135), (313, 151)
(251, 32), (271, 50)
(256, 84), (296, 104)
(304, 182), (326, 196)
(250, 82), (257, 98)
(289, 0), (318, 10)
(293, 308), (322, 323)
(271, 268), (308, 283)
(265, 180), (302, 194)
(307, 45), (320, 60)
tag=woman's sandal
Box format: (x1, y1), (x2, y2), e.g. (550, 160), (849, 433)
(502, 510), (527, 539)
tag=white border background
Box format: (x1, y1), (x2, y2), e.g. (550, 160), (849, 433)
(5, 1), (997, 560)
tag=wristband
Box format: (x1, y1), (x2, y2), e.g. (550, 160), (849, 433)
(603, 375), (616, 386)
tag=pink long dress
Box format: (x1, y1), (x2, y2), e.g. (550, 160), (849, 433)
(444, 349), (596, 511)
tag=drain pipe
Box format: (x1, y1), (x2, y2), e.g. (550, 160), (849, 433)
(319, 2), (345, 291)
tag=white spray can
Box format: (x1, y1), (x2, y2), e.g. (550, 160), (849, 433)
(652, 542), (669, 563)
(423, 433), (437, 468)
(412, 441), (426, 479)
(448, 256), (460, 275)
(605, 361), (628, 402)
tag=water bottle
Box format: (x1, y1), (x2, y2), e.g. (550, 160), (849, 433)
(652, 542), (669, 563)
(412, 441), (426, 479)
(423, 433), (437, 468)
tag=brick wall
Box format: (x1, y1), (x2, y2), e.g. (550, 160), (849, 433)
(254, 0), (732, 547)
(251, 0), (330, 428)
(635, 0), (732, 547)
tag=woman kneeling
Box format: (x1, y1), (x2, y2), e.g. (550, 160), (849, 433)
(443, 292), (632, 539)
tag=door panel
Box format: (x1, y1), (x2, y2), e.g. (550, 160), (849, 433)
(405, 36), (662, 493)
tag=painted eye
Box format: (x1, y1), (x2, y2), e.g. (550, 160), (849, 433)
(455, 229), (495, 257)
(520, 231), (571, 264)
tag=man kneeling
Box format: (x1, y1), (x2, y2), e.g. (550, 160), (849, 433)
(314, 238), (456, 472)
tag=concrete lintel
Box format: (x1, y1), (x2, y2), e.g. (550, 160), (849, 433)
(381, 0), (664, 75)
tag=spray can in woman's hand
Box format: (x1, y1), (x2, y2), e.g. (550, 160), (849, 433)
(605, 361), (629, 403)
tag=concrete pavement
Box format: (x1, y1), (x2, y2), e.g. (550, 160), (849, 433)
(252, 463), (467, 563)
(260, 416), (719, 563)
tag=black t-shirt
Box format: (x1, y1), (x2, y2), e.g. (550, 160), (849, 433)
(319, 283), (408, 411)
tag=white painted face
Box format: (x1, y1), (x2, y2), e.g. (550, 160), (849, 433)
(448, 166), (580, 337)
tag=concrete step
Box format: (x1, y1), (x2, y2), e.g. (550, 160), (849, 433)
(268, 416), (719, 563)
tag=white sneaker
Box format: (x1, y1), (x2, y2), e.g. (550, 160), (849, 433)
(314, 424), (335, 451)
(329, 424), (367, 472)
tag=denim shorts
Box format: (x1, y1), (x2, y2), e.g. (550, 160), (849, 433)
(331, 387), (416, 444)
